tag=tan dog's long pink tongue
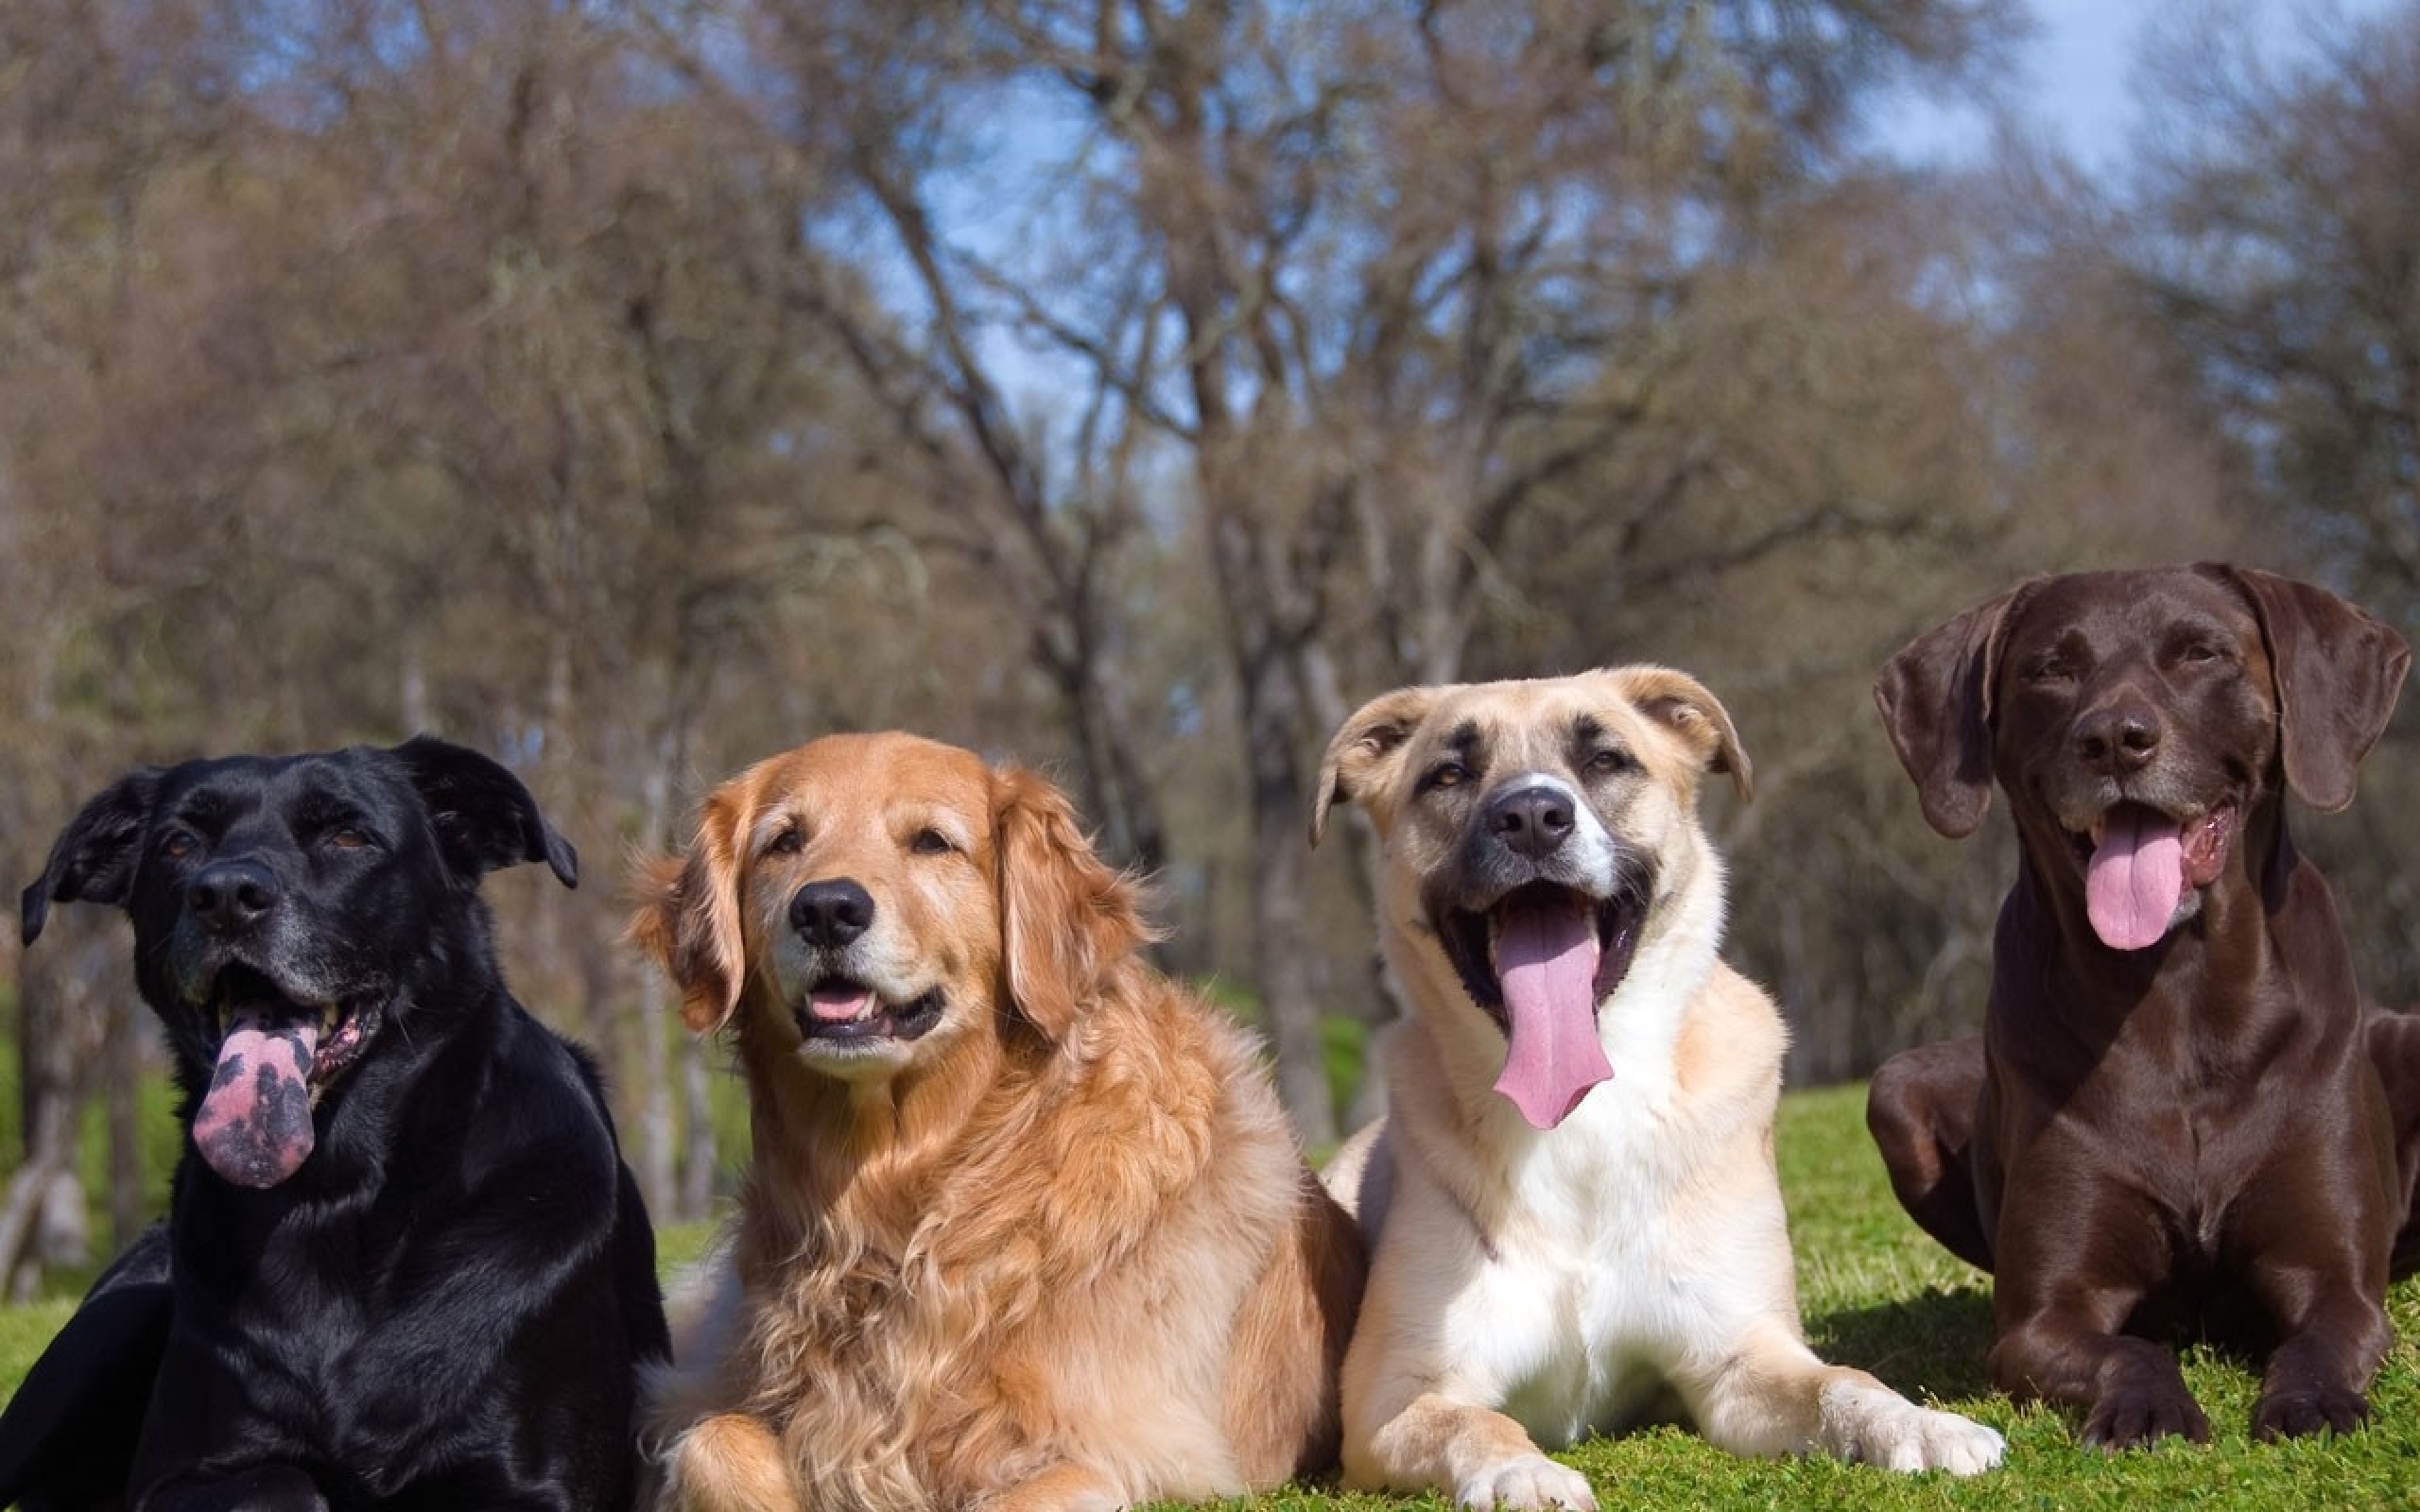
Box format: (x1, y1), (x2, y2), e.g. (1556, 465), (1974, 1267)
(192, 1015), (319, 1189)
(2085, 808), (2186, 952)
(1493, 897), (1612, 1130)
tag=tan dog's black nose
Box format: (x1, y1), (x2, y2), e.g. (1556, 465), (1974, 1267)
(1486, 784), (1576, 860)
(790, 878), (874, 947)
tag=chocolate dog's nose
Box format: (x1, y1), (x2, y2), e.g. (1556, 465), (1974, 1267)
(2073, 698), (2163, 773)
(188, 860), (280, 935)
(1487, 785), (1576, 859)
(789, 878), (874, 948)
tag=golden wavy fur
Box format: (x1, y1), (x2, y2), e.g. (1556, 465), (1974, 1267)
(630, 732), (1362, 1512)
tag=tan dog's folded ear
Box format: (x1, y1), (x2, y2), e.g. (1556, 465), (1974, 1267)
(629, 788), (749, 1034)
(2210, 563), (2412, 813)
(1311, 686), (1442, 846)
(1627, 665), (1754, 803)
(1875, 587), (2025, 839)
(994, 766), (1150, 1040)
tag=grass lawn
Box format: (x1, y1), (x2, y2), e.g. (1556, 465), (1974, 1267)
(4, 1083), (2415, 1510)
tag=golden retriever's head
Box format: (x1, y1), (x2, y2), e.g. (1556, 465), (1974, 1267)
(631, 732), (1147, 1085)
(1310, 666), (1751, 1129)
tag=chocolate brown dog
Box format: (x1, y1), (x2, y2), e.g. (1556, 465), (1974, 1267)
(1867, 563), (2420, 1450)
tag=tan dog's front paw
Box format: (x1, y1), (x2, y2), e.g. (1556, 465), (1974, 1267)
(1818, 1379), (2004, 1474)
(1454, 1453), (1598, 1511)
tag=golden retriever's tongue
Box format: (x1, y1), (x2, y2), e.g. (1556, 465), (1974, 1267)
(1492, 895), (1613, 1130)
(2085, 806), (2186, 952)
(192, 1014), (319, 1189)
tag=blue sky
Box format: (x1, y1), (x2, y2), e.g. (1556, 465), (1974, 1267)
(1871, 0), (2396, 171)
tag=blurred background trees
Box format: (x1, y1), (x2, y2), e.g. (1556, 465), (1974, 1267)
(3, 0), (2416, 1286)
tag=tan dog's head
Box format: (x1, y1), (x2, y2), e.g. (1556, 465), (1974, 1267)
(631, 732), (1147, 1087)
(1312, 666), (1751, 1130)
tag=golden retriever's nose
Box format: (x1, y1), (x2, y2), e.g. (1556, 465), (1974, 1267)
(789, 879), (874, 948)
(1486, 784), (1576, 860)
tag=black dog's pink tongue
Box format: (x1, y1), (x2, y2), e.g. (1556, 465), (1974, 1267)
(192, 1014), (320, 1188)
(1492, 894), (1613, 1130)
(2085, 807), (2186, 953)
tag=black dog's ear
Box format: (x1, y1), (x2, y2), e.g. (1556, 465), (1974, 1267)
(1874, 587), (2027, 840)
(2211, 564), (2411, 812)
(389, 736), (578, 888)
(23, 769), (164, 946)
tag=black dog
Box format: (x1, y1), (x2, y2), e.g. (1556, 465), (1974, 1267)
(0, 737), (669, 1511)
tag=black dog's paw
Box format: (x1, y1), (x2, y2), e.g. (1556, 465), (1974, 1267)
(147, 1462), (331, 1512)
(2081, 1384), (2211, 1452)
(2253, 1384), (2370, 1443)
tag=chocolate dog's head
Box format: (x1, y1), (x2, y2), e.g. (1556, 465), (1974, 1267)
(22, 737), (576, 1189)
(1313, 666), (1751, 1130)
(1876, 564), (2409, 952)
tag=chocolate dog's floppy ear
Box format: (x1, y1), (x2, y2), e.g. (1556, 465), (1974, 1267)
(629, 786), (750, 1035)
(1874, 589), (2023, 840)
(2211, 564), (2411, 813)
(22, 767), (164, 946)
(994, 765), (1152, 1041)
(390, 735), (578, 888)
(1311, 685), (1443, 846)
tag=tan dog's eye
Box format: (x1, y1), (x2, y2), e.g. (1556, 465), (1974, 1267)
(909, 828), (957, 856)
(766, 827), (804, 856)
(1585, 748), (1635, 778)
(1418, 761), (1469, 795)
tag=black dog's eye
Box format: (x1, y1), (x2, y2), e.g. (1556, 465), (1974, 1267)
(157, 829), (197, 861)
(325, 827), (371, 850)
(766, 827), (804, 857)
(909, 828), (957, 856)
(1418, 761), (1469, 795)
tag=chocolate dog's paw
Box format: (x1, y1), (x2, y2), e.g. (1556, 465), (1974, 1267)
(2253, 1385), (2370, 1442)
(2080, 1385), (2210, 1452)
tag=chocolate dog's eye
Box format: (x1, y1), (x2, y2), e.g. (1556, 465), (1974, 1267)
(909, 828), (956, 856)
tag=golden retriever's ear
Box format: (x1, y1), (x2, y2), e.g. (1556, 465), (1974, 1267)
(628, 789), (749, 1034)
(1627, 666), (1754, 804)
(994, 766), (1150, 1040)
(1312, 686), (1441, 846)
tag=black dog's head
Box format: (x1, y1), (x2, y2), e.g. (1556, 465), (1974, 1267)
(22, 736), (576, 1190)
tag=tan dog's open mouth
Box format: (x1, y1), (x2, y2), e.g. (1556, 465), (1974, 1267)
(2070, 800), (2236, 952)
(1437, 880), (1645, 1129)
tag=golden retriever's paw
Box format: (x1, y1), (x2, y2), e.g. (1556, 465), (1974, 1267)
(1818, 1379), (2005, 1475)
(1454, 1454), (1599, 1511)
(656, 1413), (800, 1512)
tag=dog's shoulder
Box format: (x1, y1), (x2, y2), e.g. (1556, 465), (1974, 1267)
(1671, 961), (1787, 1120)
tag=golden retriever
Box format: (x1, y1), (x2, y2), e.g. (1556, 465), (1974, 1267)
(1311, 668), (2004, 1510)
(629, 732), (1362, 1512)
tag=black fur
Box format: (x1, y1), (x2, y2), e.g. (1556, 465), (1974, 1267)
(0, 737), (668, 1511)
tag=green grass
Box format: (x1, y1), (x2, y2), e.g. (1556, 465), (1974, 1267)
(6, 1083), (2416, 1510)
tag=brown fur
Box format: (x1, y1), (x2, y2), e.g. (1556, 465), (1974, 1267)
(630, 733), (1362, 1512)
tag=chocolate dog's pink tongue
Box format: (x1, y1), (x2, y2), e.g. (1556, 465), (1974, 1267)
(1492, 895), (1613, 1130)
(2085, 807), (2186, 952)
(192, 1015), (320, 1189)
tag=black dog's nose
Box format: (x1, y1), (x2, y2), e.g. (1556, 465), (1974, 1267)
(188, 860), (280, 935)
(2074, 698), (2162, 774)
(789, 878), (874, 948)
(1486, 785), (1576, 860)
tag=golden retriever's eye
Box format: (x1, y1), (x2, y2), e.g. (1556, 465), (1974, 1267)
(909, 827), (957, 857)
(766, 827), (804, 856)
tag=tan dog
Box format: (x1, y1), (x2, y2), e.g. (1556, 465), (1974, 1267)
(1312, 667), (2004, 1511)
(631, 732), (1362, 1512)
